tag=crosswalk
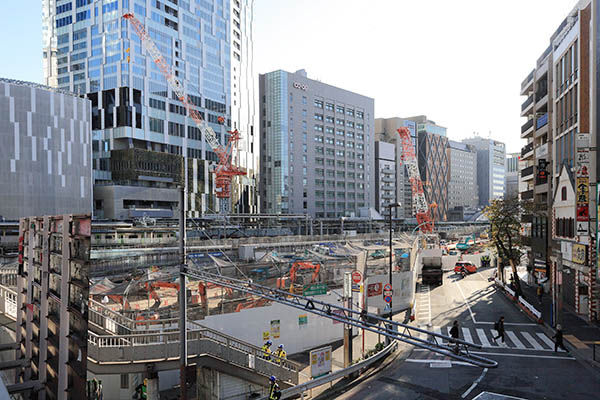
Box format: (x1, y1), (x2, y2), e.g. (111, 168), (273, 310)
(412, 325), (562, 352)
(415, 284), (432, 326)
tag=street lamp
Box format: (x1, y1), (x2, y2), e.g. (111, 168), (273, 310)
(386, 202), (402, 321)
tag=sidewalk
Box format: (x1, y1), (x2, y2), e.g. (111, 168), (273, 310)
(513, 277), (600, 367)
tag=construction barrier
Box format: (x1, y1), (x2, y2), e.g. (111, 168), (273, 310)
(495, 278), (542, 323)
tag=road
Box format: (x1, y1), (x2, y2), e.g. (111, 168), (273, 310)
(336, 267), (600, 400)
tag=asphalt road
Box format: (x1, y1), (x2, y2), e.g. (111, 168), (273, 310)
(336, 267), (600, 400)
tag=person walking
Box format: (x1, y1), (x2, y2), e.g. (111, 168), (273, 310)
(493, 316), (505, 345)
(262, 340), (272, 360)
(274, 344), (287, 365)
(537, 284), (543, 305)
(268, 376), (281, 400)
(449, 320), (460, 353)
(552, 324), (568, 353)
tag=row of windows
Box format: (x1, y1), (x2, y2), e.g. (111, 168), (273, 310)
(56, 3), (72, 14)
(313, 100), (364, 119)
(315, 169), (365, 180)
(168, 121), (185, 137)
(149, 98), (166, 111)
(56, 15), (72, 28)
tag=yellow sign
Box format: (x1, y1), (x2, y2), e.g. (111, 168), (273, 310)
(573, 243), (586, 264)
(270, 319), (280, 339)
(576, 177), (589, 205)
(262, 331), (270, 341)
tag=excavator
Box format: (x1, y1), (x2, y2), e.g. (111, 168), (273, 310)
(456, 234), (476, 251)
(276, 261), (321, 294)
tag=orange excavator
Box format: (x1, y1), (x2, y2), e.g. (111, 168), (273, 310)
(277, 262), (321, 294)
(144, 281), (180, 310)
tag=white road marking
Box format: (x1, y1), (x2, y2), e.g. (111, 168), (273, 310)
(536, 332), (556, 349)
(455, 281), (476, 324)
(405, 359), (477, 367)
(476, 328), (493, 347)
(469, 350), (576, 360)
(462, 327), (473, 343)
(477, 321), (538, 326)
(462, 367), (488, 398)
(506, 331), (525, 349)
(521, 331), (544, 350)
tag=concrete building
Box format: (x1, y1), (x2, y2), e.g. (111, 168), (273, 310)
(374, 117), (417, 219)
(43, 0), (258, 218)
(15, 214), (90, 399)
(462, 137), (506, 207)
(447, 140), (478, 211)
(259, 69), (375, 218)
(374, 141), (396, 216)
(0, 78), (92, 220)
(505, 152), (520, 200)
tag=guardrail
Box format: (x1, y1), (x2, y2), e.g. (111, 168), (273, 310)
(495, 278), (541, 322)
(88, 326), (301, 384)
(259, 342), (397, 400)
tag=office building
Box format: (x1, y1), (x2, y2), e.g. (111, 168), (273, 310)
(447, 140), (478, 211)
(0, 78), (92, 220)
(505, 152), (519, 200)
(374, 117), (417, 219)
(374, 141), (396, 216)
(462, 137), (506, 207)
(259, 69), (375, 218)
(43, 0), (258, 218)
(15, 214), (90, 399)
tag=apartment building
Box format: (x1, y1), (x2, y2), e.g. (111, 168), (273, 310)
(43, 0), (258, 218)
(0, 78), (92, 220)
(259, 69), (375, 218)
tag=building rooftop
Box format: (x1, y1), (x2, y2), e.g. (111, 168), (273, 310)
(448, 140), (474, 152)
(0, 77), (81, 98)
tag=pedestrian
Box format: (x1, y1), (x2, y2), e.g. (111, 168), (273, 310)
(449, 320), (460, 353)
(274, 344), (287, 365)
(552, 324), (568, 353)
(537, 284), (543, 305)
(262, 340), (272, 360)
(493, 316), (505, 345)
(268, 376), (281, 400)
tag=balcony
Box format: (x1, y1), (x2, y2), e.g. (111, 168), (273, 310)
(521, 189), (534, 200)
(521, 69), (535, 95)
(521, 95), (534, 114)
(535, 90), (548, 107)
(521, 119), (534, 138)
(521, 165), (534, 181)
(521, 142), (534, 159)
(536, 113), (548, 129)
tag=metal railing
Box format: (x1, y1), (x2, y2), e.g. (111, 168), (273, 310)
(521, 119), (533, 134)
(521, 95), (533, 111)
(521, 166), (534, 178)
(521, 142), (533, 157)
(521, 70), (534, 90)
(88, 325), (301, 384)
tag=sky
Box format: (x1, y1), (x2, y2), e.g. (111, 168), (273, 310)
(0, 0), (580, 153)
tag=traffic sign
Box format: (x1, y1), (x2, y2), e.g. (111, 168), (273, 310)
(383, 283), (392, 292)
(383, 283), (393, 297)
(384, 295), (392, 304)
(351, 271), (362, 284)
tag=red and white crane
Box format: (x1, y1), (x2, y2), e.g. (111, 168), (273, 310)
(123, 13), (245, 205)
(396, 127), (434, 232)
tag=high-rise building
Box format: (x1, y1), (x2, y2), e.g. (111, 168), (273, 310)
(462, 137), (506, 207)
(504, 152), (519, 200)
(259, 69), (375, 218)
(15, 214), (90, 399)
(0, 78), (92, 220)
(374, 117), (417, 219)
(374, 141), (396, 216)
(43, 0), (258, 219)
(446, 140), (478, 211)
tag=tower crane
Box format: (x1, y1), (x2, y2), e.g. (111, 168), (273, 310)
(123, 13), (245, 210)
(397, 127), (434, 233)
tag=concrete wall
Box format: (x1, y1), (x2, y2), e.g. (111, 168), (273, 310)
(87, 371), (142, 400)
(94, 184), (179, 220)
(199, 291), (345, 355)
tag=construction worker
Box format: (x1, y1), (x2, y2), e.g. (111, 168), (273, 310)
(262, 340), (272, 360)
(274, 344), (287, 365)
(268, 376), (281, 400)
(135, 378), (147, 399)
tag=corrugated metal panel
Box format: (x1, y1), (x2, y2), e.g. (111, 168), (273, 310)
(219, 372), (265, 400)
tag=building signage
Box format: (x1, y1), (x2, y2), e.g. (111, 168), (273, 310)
(577, 206), (589, 221)
(576, 177), (590, 204)
(534, 258), (547, 273)
(367, 282), (383, 297)
(576, 133), (590, 149)
(303, 283), (327, 296)
(576, 151), (590, 163)
(561, 241), (573, 261)
(577, 164), (590, 177)
(577, 221), (589, 236)
(310, 346), (332, 378)
(293, 82), (307, 91)
(573, 244), (587, 265)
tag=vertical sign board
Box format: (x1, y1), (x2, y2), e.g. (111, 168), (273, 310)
(310, 346), (332, 378)
(576, 133), (590, 237)
(598, 186), (600, 281)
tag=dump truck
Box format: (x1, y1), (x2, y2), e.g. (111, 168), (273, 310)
(421, 248), (443, 286)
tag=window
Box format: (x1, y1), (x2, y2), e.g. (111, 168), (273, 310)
(325, 102), (334, 111)
(149, 98), (166, 110)
(314, 113), (323, 121)
(314, 99), (323, 108)
(316, 158), (324, 165)
(336, 105), (345, 113)
(314, 125), (323, 132)
(357, 123), (364, 130)
(336, 139), (344, 146)
(314, 136), (323, 143)
(56, 16), (73, 28)
(326, 116), (334, 124)
(336, 129), (344, 136)
(561, 187), (567, 201)
(57, 3), (73, 14)
(326, 159), (335, 167)
(325, 127), (334, 134)
(336, 118), (344, 126)
(149, 117), (164, 133)
(356, 110), (364, 119)
(76, 10), (91, 22)
(302, 96), (307, 104)
(336, 150), (345, 157)
(347, 121), (354, 128)
(346, 131), (354, 138)
(326, 148), (335, 156)
(325, 137), (334, 145)
(346, 108), (354, 117)
(120, 374), (129, 389)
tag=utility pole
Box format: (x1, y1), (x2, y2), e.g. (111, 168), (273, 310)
(343, 272), (353, 368)
(179, 187), (188, 400)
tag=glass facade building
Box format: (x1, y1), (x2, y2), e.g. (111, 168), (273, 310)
(43, 0), (257, 218)
(462, 137), (506, 206)
(259, 69), (375, 218)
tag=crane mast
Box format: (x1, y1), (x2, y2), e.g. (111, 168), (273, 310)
(397, 127), (433, 232)
(123, 13), (245, 209)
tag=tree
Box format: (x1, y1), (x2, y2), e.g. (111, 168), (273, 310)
(484, 198), (533, 298)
